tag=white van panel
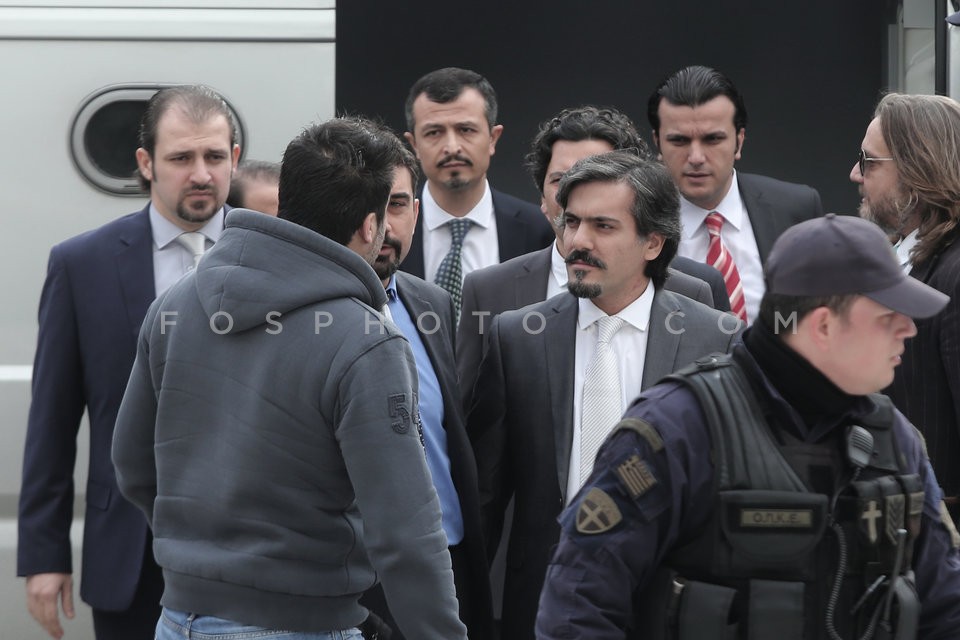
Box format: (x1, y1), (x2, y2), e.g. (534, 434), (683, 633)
(0, 5), (334, 634)
(0, 7), (335, 40)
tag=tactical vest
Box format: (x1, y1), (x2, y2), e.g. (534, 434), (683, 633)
(633, 354), (922, 640)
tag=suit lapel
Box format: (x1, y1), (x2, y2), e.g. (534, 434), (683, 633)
(738, 175), (777, 264)
(404, 212), (427, 279)
(545, 295), (578, 503)
(116, 208), (156, 338)
(493, 189), (527, 262)
(514, 247), (552, 308)
(909, 253), (938, 283)
(642, 288), (682, 389)
(395, 276), (452, 390)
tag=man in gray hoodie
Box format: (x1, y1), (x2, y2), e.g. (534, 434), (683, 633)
(112, 117), (467, 640)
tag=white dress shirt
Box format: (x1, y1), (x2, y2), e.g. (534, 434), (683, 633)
(421, 181), (499, 283)
(676, 171), (764, 323)
(896, 229), (920, 274)
(547, 241), (568, 300)
(149, 205), (225, 296)
(567, 282), (654, 501)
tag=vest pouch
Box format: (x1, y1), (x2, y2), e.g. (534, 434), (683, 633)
(747, 579), (803, 640)
(677, 580), (739, 640)
(719, 490), (827, 578)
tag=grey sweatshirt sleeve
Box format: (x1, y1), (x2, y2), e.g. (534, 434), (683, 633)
(112, 305), (161, 525)
(336, 334), (467, 640)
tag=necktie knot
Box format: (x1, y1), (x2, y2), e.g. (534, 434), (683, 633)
(448, 218), (474, 248)
(176, 232), (207, 268)
(595, 315), (624, 345)
(705, 212), (725, 237)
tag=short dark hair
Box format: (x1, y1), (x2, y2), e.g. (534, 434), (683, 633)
(525, 106), (651, 195)
(647, 65), (748, 136)
(405, 67), (498, 131)
(137, 85), (238, 191)
(227, 159), (280, 209)
(278, 116), (406, 245)
(397, 144), (420, 194)
(557, 150), (681, 289)
(758, 293), (858, 336)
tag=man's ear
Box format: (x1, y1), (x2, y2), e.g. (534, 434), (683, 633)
(804, 306), (835, 350)
(135, 147), (153, 182)
(642, 232), (665, 262)
(651, 131), (662, 160)
(404, 131), (419, 159)
(360, 211), (378, 243)
(488, 124), (504, 156)
(735, 128), (746, 160)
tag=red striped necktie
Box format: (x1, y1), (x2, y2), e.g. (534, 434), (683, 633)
(704, 212), (747, 321)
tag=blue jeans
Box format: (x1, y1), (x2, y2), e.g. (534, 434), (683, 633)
(155, 608), (362, 639)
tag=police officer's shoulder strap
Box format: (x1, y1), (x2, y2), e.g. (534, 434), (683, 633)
(665, 354), (807, 493)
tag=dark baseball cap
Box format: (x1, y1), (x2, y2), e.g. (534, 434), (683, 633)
(765, 214), (949, 319)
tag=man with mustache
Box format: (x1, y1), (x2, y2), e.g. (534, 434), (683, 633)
(457, 105), (730, 411)
(360, 130), (493, 639)
(467, 151), (738, 640)
(18, 85), (239, 640)
(401, 67), (553, 317)
(851, 93), (960, 524)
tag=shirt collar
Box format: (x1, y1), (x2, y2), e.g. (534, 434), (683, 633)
(895, 229), (920, 270)
(422, 180), (493, 231)
(551, 241), (568, 286)
(149, 203), (226, 249)
(679, 170), (744, 239)
(577, 278), (654, 333)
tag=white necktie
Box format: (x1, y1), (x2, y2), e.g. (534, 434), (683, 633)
(176, 232), (206, 269)
(580, 315), (625, 486)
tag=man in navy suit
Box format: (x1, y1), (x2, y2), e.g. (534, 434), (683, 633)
(648, 65), (823, 322)
(401, 67), (553, 314)
(362, 134), (493, 639)
(18, 85), (239, 640)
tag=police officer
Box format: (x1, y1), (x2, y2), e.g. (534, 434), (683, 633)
(536, 214), (960, 639)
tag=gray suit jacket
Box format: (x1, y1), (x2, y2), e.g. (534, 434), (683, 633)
(466, 289), (739, 640)
(456, 244), (719, 410)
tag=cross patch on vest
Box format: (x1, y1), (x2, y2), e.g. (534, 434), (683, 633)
(860, 499), (882, 544)
(617, 454), (657, 499)
(576, 488), (622, 535)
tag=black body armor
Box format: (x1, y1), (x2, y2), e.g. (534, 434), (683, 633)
(634, 355), (922, 640)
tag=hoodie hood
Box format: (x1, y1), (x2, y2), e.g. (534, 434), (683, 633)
(193, 209), (387, 333)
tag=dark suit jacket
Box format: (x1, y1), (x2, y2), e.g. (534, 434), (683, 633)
(456, 245), (723, 411)
(467, 290), (739, 640)
(362, 272), (493, 638)
(400, 186), (554, 280)
(887, 235), (960, 506)
(671, 256), (730, 312)
(738, 172), (824, 264)
(18, 206), (156, 610)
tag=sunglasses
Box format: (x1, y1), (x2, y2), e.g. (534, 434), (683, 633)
(858, 149), (894, 176)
